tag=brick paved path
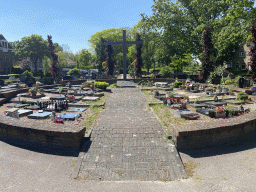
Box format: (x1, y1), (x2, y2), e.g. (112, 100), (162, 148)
(75, 88), (187, 181)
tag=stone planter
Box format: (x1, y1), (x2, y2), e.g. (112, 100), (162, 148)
(215, 112), (226, 118)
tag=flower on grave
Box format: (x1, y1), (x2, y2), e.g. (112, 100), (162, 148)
(176, 97), (181, 104)
(28, 87), (38, 93)
(251, 87), (256, 90)
(51, 116), (63, 123)
(162, 97), (169, 101)
(216, 107), (225, 114)
(65, 95), (75, 100)
(58, 87), (63, 91)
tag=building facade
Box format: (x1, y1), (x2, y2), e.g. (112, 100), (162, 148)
(0, 34), (13, 74)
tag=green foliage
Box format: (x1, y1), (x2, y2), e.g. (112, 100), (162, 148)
(13, 65), (21, 69)
(137, 80), (148, 85)
(168, 92), (174, 98)
(4, 80), (11, 84)
(14, 34), (49, 72)
(7, 74), (19, 78)
(22, 70), (34, 78)
(21, 99), (28, 104)
(108, 83), (117, 88)
(94, 82), (109, 89)
(159, 66), (172, 78)
(77, 49), (92, 69)
(67, 68), (80, 75)
(237, 92), (248, 101)
(146, 74), (155, 78)
(173, 81), (183, 88)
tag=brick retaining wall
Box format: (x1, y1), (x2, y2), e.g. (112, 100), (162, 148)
(0, 113), (86, 151)
(173, 111), (256, 151)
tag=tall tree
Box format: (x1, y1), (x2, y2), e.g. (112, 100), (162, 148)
(47, 35), (60, 80)
(105, 45), (115, 76)
(200, 26), (215, 81)
(14, 34), (49, 72)
(135, 33), (143, 77)
(249, 18), (256, 79)
(95, 37), (107, 72)
(77, 49), (92, 69)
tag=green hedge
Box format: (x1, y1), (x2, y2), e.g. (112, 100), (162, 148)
(173, 81), (183, 88)
(0, 74), (19, 79)
(94, 82), (109, 89)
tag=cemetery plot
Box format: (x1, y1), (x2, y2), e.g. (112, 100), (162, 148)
(67, 107), (87, 112)
(59, 113), (81, 121)
(82, 96), (99, 101)
(94, 92), (104, 97)
(27, 111), (52, 119)
(204, 101), (227, 106)
(226, 100), (245, 105)
(189, 103), (209, 108)
(5, 108), (19, 118)
(18, 109), (33, 117)
(50, 95), (66, 100)
(7, 104), (30, 108)
(25, 105), (41, 110)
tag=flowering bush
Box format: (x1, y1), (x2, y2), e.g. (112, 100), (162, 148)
(52, 117), (63, 123)
(216, 107), (226, 114)
(66, 95), (75, 100)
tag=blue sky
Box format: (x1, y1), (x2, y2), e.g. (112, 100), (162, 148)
(0, 0), (154, 54)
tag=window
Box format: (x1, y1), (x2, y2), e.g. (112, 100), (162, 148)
(239, 52), (245, 57)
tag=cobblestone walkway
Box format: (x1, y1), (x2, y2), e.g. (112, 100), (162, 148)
(75, 88), (187, 181)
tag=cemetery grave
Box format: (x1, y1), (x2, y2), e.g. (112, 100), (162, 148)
(82, 96), (99, 101)
(17, 109), (33, 117)
(59, 112), (81, 121)
(27, 111), (52, 119)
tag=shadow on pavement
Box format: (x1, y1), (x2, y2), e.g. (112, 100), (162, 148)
(181, 138), (256, 158)
(0, 137), (92, 157)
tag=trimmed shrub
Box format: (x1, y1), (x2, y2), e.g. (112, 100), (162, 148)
(94, 82), (109, 89)
(173, 81), (183, 88)
(146, 74), (155, 79)
(67, 68), (80, 75)
(237, 92), (248, 101)
(22, 70), (34, 78)
(159, 66), (172, 78)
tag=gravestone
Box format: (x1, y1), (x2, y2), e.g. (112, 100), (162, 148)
(7, 104), (30, 108)
(9, 76), (15, 81)
(5, 108), (19, 119)
(82, 96), (99, 101)
(0, 79), (4, 86)
(27, 111), (52, 119)
(25, 105), (41, 110)
(205, 101), (227, 106)
(19, 74), (26, 83)
(18, 109), (33, 117)
(239, 77), (245, 88)
(59, 112), (81, 121)
(67, 107), (87, 112)
(45, 77), (54, 85)
(25, 77), (36, 87)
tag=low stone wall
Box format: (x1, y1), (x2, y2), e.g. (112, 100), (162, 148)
(173, 110), (256, 151)
(0, 112), (86, 151)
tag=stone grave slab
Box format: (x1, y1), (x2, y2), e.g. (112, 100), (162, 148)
(82, 96), (99, 101)
(83, 87), (91, 91)
(25, 105), (41, 110)
(18, 109), (33, 117)
(74, 96), (83, 101)
(196, 108), (210, 116)
(50, 95), (66, 100)
(67, 107), (87, 112)
(67, 91), (75, 94)
(7, 104), (30, 108)
(174, 94), (184, 99)
(43, 89), (55, 93)
(27, 111), (52, 119)
(226, 100), (245, 105)
(74, 92), (87, 96)
(189, 103), (209, 108)
(50, 90), (60, 94)
(204, 101), (227, 106)
(94, 92), (104, 97)
(59, 112), (81, 121)
(86, 91), (94, 96)
(5, 108), (19, 118)
(171, 104), (180, 109)
(177, 110), (199, 120)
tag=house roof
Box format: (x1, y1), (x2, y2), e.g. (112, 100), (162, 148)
(66, 58), (76, 65)
(0, 34), (13, 49)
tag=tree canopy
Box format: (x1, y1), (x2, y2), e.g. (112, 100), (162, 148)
(14, 34), (49, 72)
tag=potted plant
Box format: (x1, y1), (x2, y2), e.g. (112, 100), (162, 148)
(154, 90), (160, 96)
(28, 87), (38, 97)
(162, 97), (168, 105)
(215, 107), (226, 118)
